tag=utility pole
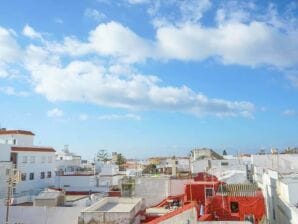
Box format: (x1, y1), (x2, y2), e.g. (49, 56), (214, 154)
(5, 168), (20, 224)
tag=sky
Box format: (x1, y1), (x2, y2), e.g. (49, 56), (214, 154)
(0, 0), (298, 159)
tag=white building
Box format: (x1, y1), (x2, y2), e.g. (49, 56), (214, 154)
(97, 163), (123, 188)
(78, 197), (144, 224)
(251, 154), (298, 224)
(156, 157), (190, 176)
(0, 129), (56, 204)
(190, 148), (223, 161)
(55, 146), (82, 174)
(191, 157), (250, 184)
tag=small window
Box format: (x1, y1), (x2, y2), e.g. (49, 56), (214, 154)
(230, 202), (239, 213)
(30, 156), (35, 163)
(48, 156), (52, 163)
(21, 173), (26, 181)
(29, 173), (34, 180)
(13, 139), (17, 145)
(22, 156), (28, 163)
(221, 162), (229, 166)
(41, 156), (46, 163)
(244, 215), (255, 223)
(205, 188), (214, 198)
(40, 172), (45, 179)
(47, 171), (52, 178)
(6, 169), (10, 176)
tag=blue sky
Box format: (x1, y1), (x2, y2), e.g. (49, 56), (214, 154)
(0, 0), (298, 159)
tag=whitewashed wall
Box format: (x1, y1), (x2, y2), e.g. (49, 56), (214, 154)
(134, 177), (191, 207)
(0, 206), (83, 224)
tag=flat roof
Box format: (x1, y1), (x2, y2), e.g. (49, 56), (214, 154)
(84, 197), (142, 213)
(97, 202), (136, 213)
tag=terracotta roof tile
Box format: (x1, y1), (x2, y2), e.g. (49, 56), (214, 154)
(0, 130), (35, 136)
(11, 146), (55, 153)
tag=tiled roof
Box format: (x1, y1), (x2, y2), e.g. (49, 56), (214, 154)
(217, 184), (259, 197)
(0, 130), (35, 136)
(11, 146), (55, 153)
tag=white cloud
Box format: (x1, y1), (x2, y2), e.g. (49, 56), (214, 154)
(43, 19), (298, 68)
(0, 27), (21, 78)
(24, 46), (255, 118)
(287, 73), (298, 88)
(156, 21), (298, 68)
(23, 24), (42, 40)
(84, 8), (106, 22)
(97, 113), (141, 120)
(127, 0), (149, 4)
(0, 27), (21, 64)
(88, 22), (153, 63)
(54, 18), (63, 24)
(47, 108), (64, 118)
(283, 109), (297, 116)
(0, 86), (29, 97)
(179, 0), (212, 23)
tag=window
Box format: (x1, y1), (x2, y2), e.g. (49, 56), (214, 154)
(41, 156), (46, 163)
(40, 172), (45, 179)
(244, 215), (255, 223)
(29, 173), (34, 180)
(30, 156), (35, 163)
(22, 156), (28, 163)
(230, 202), (239, 213)
(205, 188), (214, 198)
(48, 156), (52, 163)
(13, 139), (17, 145)
(21, 173), (26, 181)
(47, 171), (52, 178)
(221, 162), (229, 166)
(6, 169), (10, 176)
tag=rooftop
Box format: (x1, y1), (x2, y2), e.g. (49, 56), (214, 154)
(11, 146), (56, 153)
(83, 197), (143, 213)
(0, 129), (35, 136)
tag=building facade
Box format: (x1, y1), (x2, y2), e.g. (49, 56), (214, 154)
(0, 129), (56, 203)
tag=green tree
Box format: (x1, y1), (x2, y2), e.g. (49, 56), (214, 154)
(96, 150), (109, 162)
(142, 164), (157, 174)
(116, 153), (126, 170)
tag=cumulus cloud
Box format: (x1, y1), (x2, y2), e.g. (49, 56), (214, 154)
(47, 108), (64, 118)
(84, 8), (106, 22)
(88, 22), (154, 63)
(156, 21), (298, 68)
(23, 24), (42, 40)
(23, 45), (255, 118)
(179, 0), (212, 23)
(0, 27), (21, 64)
(0, 27), (22, 78)
(43, 18), (298, 68)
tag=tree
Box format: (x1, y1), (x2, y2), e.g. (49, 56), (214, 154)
(116, 153), (126, 170)
(223, 150), (227, 156)
(142, 164), (157, 174)
(96, 150), (109, 162)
